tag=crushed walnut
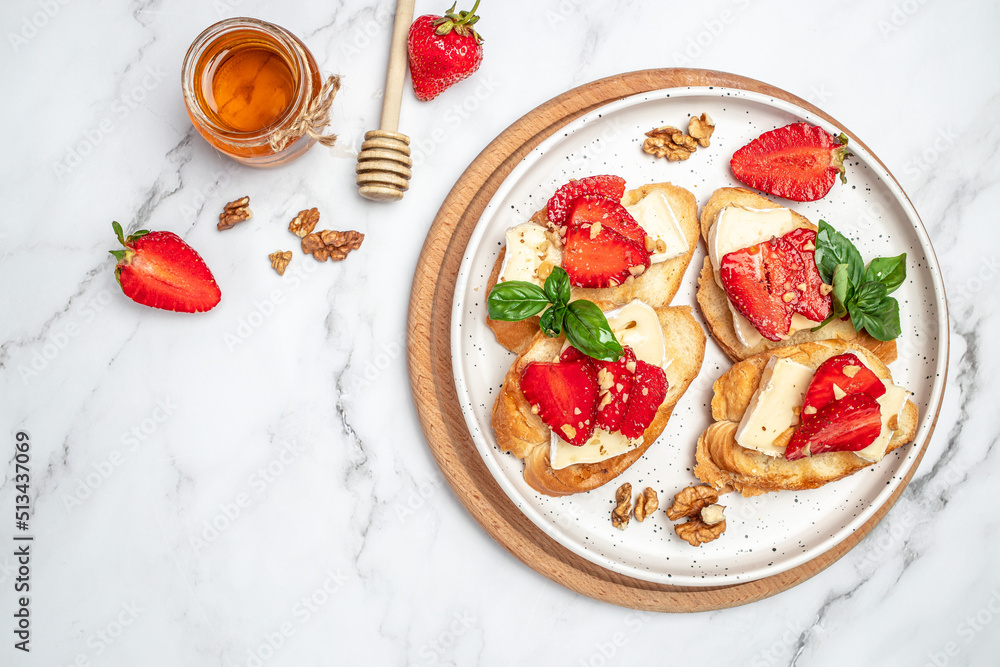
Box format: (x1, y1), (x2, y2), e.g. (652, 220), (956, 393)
(301, 229), (365, 262)
(688, 113), (715, 148)
(268, 250), (292, 276)
(612, 482), (632, 530)
(288, 207), (320, 238)
(218, 196), (252, 231)
(675, 514), (727, 547)
(633, 487), (659, 522)
(665, 485), (719, 521)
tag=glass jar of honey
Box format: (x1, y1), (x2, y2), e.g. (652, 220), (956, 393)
(182, 18), (326, 167)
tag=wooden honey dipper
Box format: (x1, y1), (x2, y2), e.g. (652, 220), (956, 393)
(356, 0), (416, 202)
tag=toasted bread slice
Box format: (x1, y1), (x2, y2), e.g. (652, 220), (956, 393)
(696, 187), (897, 364)
(486, 182), (700, 354)
(493, 304), (706, 497)
(694, 340), (919, 496)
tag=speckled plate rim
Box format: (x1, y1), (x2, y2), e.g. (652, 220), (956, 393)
(449, 86), (949, 586)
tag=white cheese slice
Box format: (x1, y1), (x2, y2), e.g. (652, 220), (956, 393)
(708, 206), (822, 343)
(624, 190), (687, 264)
(550, 428), (643, 470)
(734, 356), (815, 456)
(855, 381), (911, 462)
(498, 223), (562, 287)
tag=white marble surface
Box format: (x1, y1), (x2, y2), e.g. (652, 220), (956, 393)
(1, 0), (997, 665)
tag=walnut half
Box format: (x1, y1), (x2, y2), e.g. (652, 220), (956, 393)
(643, 126), (696, 162)
(675, 516), (727, 547)
(218, 196), (252, 231)
(612, 482), (632, 530)
(288, 208), (320, 238)
(665, 485), (719, 521)
(268, 250), (292, 276)
(688, 113), (715, 148)
(633, 487), (658, 522)
(301, 230), (365, 262)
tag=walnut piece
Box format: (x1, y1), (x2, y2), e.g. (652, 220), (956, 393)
(700, 503), (726, 525)
(665, 485), (719, 521)
(268, 250), (292, 276)
(612, 482), (632, 530)
(288, 208), (320, 238)
(633, 487), (659, 522)
(218, 196), (252, 231)
(675, 516), (727, 547)
(301, 229), (365, 262)
(642, 126), (695, 162)
(688, 113), (716, 148)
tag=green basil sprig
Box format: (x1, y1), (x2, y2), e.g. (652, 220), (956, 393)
(487, 266), (623, 361)
(812, 220), (906, 342)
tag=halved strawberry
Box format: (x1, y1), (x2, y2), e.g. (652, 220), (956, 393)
(520, 358), (598, 446)
(110, 222), (221, 313)
(618, 360), (668, 439)
(784, 228), (832, 322)
(546, 175), (626, 225)
(568, 196), (648, 246)
(563, 224), (650, 289)
(730, 122), (851, 202)
(593, 347), (637, 432)
(785, 392), (882, 460)
(801, 353), (886, 420)
(719, 241), (793, 341)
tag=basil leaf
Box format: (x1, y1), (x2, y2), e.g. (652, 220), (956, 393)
(853, 280), (888, 311)
(544, 266), (571, 307)
(563, 300), (623, 361)
(849, 295), (901, 342)
(539, 304), (566, 337)
(487, 281), (550, 321)
(815, 220), (864, 287)
(865, 253), (907, 294)
(813, 263), (850, 330)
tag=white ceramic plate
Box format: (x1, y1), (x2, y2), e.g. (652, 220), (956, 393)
(450, 87), (947, 586)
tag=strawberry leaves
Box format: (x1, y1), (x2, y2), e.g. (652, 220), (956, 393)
(812, 220), (905, 342)
(488, 266), (623, 362)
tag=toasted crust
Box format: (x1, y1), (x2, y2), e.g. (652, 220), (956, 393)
(696, 187), (897, 365)
(486, 182), (700, 354)
(693, 340), (919, 496)
(493, 305), (706, 497)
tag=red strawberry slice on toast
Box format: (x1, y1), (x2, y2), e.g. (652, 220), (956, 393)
(563, 223), (650, 289)
(520, 358), (599, 446)
(568, 196), (648, 246)
(801, 353), (886, 421)
(730, 122), (851, 202)
(618, 360), (668, 439)
(784, 228), (832, 322)
(763, 235), (806, 308)
(785, 392), (882, 460)
(546, 175), (626, 225)
(719, 241), (794, 341)
(593, 347), (637, 433)
(110, 222), (221, 313)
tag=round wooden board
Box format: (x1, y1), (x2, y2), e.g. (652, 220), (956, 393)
(406, 68), (946, 611)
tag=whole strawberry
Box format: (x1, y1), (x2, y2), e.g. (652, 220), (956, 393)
(109, 221), (221, 313)
(407, 1), (484, 101)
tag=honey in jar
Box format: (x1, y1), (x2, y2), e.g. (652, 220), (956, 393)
(182, 18), (324, 167)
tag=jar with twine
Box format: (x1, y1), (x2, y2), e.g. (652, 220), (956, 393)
(182, 17), (340, 167)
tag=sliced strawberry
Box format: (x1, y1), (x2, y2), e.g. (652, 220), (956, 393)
(763, 235), (805, 309)
(730, 122), (850, 202)
(784, 228), (832, 322)
(558, 346), (589, 364)
(110, 222), (221, 313)
(618, 360), (668, 439)
(593, 347), (637, 432)
(563, 224), (650, 289)
(719, 241), (793, 341)
(785, 392), (882, 460)
(568, 196), (648, 246)
(546, 175), (626, 225)
(520, 359), (598, 446)
(801, 353), (887, 421)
